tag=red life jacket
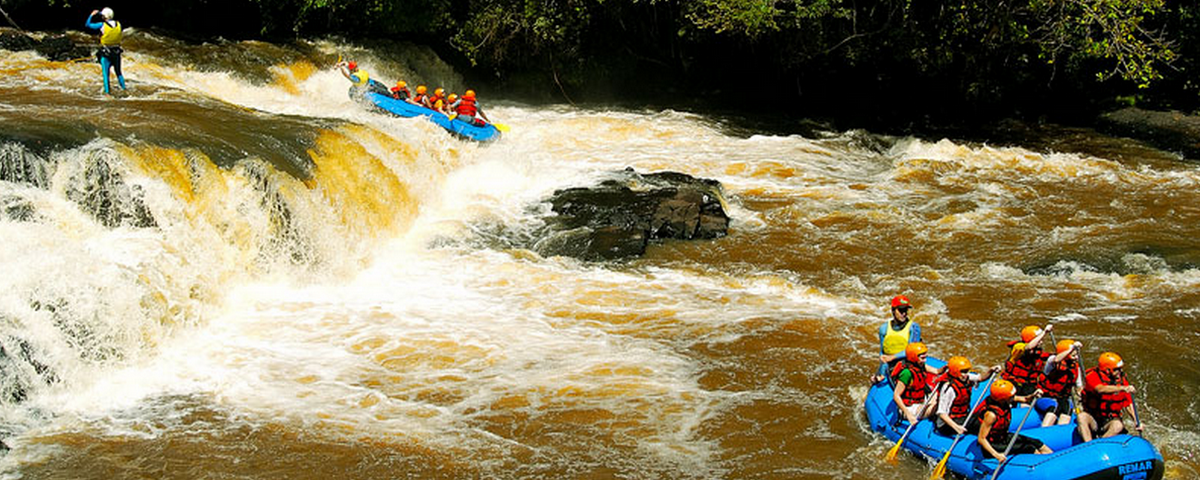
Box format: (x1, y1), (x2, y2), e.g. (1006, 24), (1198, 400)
(890, 360), (930, 406)
(940, 375), (973, 423)
(1081, 367), (1132, 419)
(391, 86), (410, 100)
(1039, 357), (1077, 397)
(413, 93), (428, 105)
(967, 397), (1011, 444)
(455, 97), (478, 117)
(1002, 343), (1049, 388)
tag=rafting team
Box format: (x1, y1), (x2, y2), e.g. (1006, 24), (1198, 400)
(873, 295), (1142, 463)
(336, 60), (492, 127)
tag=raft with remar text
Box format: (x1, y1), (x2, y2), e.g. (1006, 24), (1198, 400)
(864, 357), (1164, 480)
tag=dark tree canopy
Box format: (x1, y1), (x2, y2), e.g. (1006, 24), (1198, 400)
(4, 0), (1197, 126)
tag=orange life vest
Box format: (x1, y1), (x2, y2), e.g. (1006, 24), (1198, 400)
(1039, 357), (1077, 397)
(890, 360), (931, 406)
(1081, 367), (1131, 419)
(967, 397), (1011, 444)
(455, 97), (478, 117)
(939, 375), (973, 423)
(1002, 344), (1049, 388)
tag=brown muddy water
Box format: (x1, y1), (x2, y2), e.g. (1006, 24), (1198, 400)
(0, 29), (1197, 479)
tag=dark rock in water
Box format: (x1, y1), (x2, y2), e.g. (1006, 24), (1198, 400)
(536, 168), (730, 260)
(0, 31), (37, 52)
(1097, 107), (1200, 160)
(0, 32), (91, 62)
(33, 35), (91, 62)
(64, 149), (158, 229)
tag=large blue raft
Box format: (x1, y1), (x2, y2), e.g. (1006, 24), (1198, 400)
(865, 357), (1164, 480)
(352, 85), (501, 142)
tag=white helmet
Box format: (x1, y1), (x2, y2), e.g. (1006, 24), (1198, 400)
(100, 7), (114, 20)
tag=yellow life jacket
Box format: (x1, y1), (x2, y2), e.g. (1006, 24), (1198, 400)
(351, 70), (369, 87)
(100, 21), (122, 46)
(881, 320), (913, 356)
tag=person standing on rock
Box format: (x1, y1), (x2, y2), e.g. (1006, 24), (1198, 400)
(84, 7), (125, 95)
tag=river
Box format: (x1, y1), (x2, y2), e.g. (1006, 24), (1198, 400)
(0, 30), (1197, 479)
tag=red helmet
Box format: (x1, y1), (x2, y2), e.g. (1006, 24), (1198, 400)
(947, 356), (972, 378)
(1098, 352), (1123, 371)
(990, 379), (1016, 400)
(347, 61), (357, 71)
(1020, 325), (1043, 344)
(905, 342), (928, 363)
(891, 295), (911, 309)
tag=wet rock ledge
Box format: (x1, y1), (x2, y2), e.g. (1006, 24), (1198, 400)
(534, 168), (730, 261)
(0, 29), (91, 61)
(1098, 107), (1200, 160)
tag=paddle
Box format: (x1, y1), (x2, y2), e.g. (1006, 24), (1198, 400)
(449, 113), (510, 132)
(989, 396), (1039, 480)
(931, 374), (998, 480)
(886, 379), (942, 463)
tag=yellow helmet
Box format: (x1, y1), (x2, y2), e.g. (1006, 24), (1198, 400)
(464, 89), (476, 99)
(396, 80), (407, 88)
(416, 85), (427, 94)
(447, 93), (458, 102)
(434, 87), (445, 97)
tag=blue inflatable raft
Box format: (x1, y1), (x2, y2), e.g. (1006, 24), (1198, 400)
(353, 85), (501, 142)
(865, 357), (1164, 480)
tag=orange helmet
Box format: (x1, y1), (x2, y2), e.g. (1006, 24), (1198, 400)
(447, 93), (458, 102)
(1020, 325), (1043, 343)
(990, 379), (1016, 400)
(416, 85), (427, 94)
(464, 89), (476, 99)
(396, 80), (407, 88)
(1098, 352), (1123, 371)
(1056, 339), (1077, 354)
(891, 295), (911, 309)
(905, 342), (928, 362)
(434, 87), (445, 97)
(947, 356), (972, 378)
(347, 61), (358, 71)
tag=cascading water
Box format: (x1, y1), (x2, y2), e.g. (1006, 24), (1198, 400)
(0, 29), (1197, 479)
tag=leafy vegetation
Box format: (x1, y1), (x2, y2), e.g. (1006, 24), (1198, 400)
(4, 0), (1197, 122)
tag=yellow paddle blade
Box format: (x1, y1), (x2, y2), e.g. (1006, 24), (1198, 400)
(493, 122), (511, 132)
(448, 113), (457, 120)
(885, 442), (902, 463)
(931, 453), (950, 479)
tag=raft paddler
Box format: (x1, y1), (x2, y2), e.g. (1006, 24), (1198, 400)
(968, 379), (1053, 464)
(337, 60), (389, 99)
(1039, 339), (1083, 426)
(412, 85), (430, 107)
(1000, 324), (1053, 401)
(870, 295), (922, 385)
(934, 356), (1000, 436)
(450, 89), (491, 126)
(1077, 352), (1142, 441)
(890, 342), (945, 425)
(84, 7), (125, 95)
(390, 80), (411, 101)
